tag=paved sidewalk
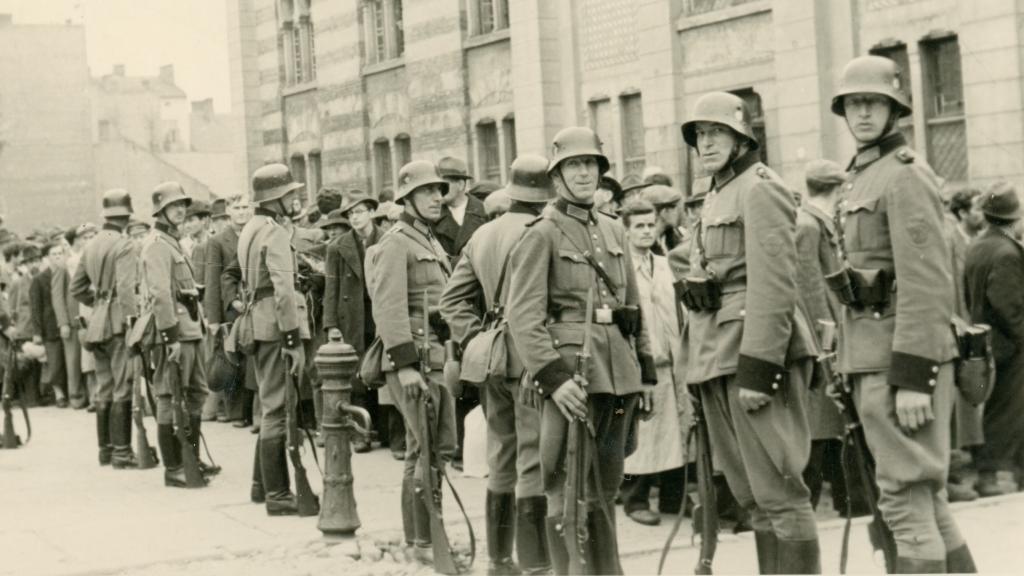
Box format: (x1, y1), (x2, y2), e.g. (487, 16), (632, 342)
(3, 406), (1022, 575)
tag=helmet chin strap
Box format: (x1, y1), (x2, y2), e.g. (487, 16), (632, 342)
(849, 101), (901, 147)
(555, 168), (593, 205)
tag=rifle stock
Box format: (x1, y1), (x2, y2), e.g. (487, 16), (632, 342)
(417, 291), (461, 575)
(167, 346), (205, 488)
(285, 356), (320, 517)
(562, 289), (595, 573)
(133, 356), (159, 468)
(692, 390), (718, 575)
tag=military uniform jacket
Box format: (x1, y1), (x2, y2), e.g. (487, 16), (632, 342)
(140, 223), (204, 343)
(686, 151), (815, 394)
(323, 226), (379, 354)
(796, 204), (842, 342)
(70, 224), (139, 338)
(236, 211), (309, 347)
(202, 225), (240, 324)
(369, 213), (451, 372)
(506, 199), (656, 397)
(440, 203), (542, 379)
(835, 133), (957, 393)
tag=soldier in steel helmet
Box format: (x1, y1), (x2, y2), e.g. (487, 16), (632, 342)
(676, 92), (820, 573)
(70, 189), (142, 468)
(236, 163), (312, 516)
(440, 154), (555, 575)
(505, 127), (657, 575)
(830, 55), (974, 573)
(139, 182), (218, 489)
(367, 160), (457, 565)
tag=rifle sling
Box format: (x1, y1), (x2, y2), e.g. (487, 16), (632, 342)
(286, 356), (321, 474)
(423, 395), (476, 572)
(657, 425), (695, 575)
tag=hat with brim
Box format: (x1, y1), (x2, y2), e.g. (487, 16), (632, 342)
(468, 182), (502, 202)
(318, 208), (351, 230)
(339, 192), (379, 216)
(210, 198), (228, 220)
(437, 157), (472, 180)
(982, 181), (1022, 221)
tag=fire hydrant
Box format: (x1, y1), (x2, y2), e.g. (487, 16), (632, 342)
(314, 333), (372, 536)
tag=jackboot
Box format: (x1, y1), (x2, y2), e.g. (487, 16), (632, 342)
(413, 480), (433, 549)
(487, 491), (521, 575)
(250, 440), (265, 503)
(111, 400), (138, 469)
(157, 423), (188, 488)
(975, 471), (1004, 498)
(544, 517), (569, 576)
(754, 531), (779, 574)
(260, 436), (298, 516)
(402, 476), (416, 545)
(895, 556), (947, 574)
(96, 402), (112, 465)
(946, 544), (978, 574)
(776, 538), (821, 575)
(516, 496), (551, 575)
(189, 415), (221, 477)
(587, 501), (623, 575)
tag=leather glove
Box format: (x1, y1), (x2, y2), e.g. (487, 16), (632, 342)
(613, 306), (642, 338)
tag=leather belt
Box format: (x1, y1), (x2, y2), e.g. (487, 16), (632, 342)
(547, 307), (615, 325)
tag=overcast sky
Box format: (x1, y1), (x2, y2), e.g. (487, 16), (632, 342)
(0, 0), (232, 113)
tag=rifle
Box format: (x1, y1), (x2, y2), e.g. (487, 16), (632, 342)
(133, 354), (159, 469)
(285, 354), (321, 517)
(416, 291), (474, 575)
(691, 388), (718, 575)
(2, 335), (30, 449)
(166, 345), (206, 488)
(563, 288), (595, 574)
(818, 320), (897, 574)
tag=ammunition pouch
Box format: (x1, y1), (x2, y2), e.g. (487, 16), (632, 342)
(676, 276), (722, 312)
(427, 310), (450, 343)
(612, 305), (642, 338)
(954, 323), (995, 406)
(826, 266), (892, 311)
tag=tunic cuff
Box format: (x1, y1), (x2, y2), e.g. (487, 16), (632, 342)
(282, 328), (302, 349)
(159, 323), (180, 345)
(888, 351), (941, 394)
(735, 354), (786, 395)
(386, 341), (420, 370)
(533, 359), (574, 397)
(639, 353), (658, 385)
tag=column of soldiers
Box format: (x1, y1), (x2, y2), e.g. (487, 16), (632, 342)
(2, 51), (1002, 576)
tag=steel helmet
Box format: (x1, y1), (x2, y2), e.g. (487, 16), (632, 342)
(831, 55), (911, 118)
(101, 188), (134, 219)
(548, 127), (610, 176)
(681, 92), (759, 150)
(252, 163), (304, 205)
(505, 154), (554, 203)
(151, 182), (191, 217)
(395, 160), (449, 204)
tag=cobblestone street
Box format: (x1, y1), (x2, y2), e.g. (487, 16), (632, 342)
(2, 406), (1022, 575)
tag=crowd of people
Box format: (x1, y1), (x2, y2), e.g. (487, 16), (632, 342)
(2, 53), (1022, 575)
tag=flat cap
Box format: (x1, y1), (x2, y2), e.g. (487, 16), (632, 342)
(805, 159), (846, 187)
(982, 181), (1021, 221)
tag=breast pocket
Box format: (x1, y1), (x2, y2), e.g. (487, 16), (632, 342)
(704, 214), (744, 259)
(844, 198), (891, 251)
(171, 253), (195, 291)
(554, 249), (592, 290)
(412, 253), (443, 286)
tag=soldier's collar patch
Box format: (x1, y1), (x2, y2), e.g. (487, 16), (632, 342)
(554, 198), (594, 224)
(853, 146), (881, 169)
(713, 166), (735, 188)
(849, 132), (908, 170)
(102, 222), (123, 233)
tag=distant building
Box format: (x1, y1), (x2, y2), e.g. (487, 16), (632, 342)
(92, 65), (244, 215)
(0, 14), (94, 234)
(227, 0), (1024, 201)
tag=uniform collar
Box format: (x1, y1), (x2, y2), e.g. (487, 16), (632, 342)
(848, 132), (907, 171)
(508, 201), (545, 217)
(553, 198), (595, 224)
(102, 222), (124, 233)
(712, 149), (760, 189)
(399, 212), (434, 237)
(803, 203), (836, 236)
(154, 221), (180, 240)
(254, 207), (277, 219)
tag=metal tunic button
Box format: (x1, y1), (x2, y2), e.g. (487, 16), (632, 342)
(598, 262), (605, 268)
(592, 235), (598, 240)
(931, 366), (939, 374)
(595, 247), (602, 253)
(739, 309), (746, 317)
(554, 339), (560, 345)
(417, 328), (424, 335)
(772, 383), (779, 390)
(847, 183), (854, 190)
(775, 373), (782, 380)
(928, 379), (936, 387)
(873, 312), (881, 319)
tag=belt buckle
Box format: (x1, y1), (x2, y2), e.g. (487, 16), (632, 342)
(595, 307), (613, 325)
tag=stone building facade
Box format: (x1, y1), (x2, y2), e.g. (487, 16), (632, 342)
(227, 0), (1024, 201)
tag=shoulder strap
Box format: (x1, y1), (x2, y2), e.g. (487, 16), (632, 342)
(491, 228), (531, 309)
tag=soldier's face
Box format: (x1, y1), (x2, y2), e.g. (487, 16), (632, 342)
(410, 185), (445, 222)
(164, 202), (188, 227)
(843, 94), (891, 143)
(695, 122), (739, 174)
(556, 156), (600, 203)
(627, 212), (658, 250)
